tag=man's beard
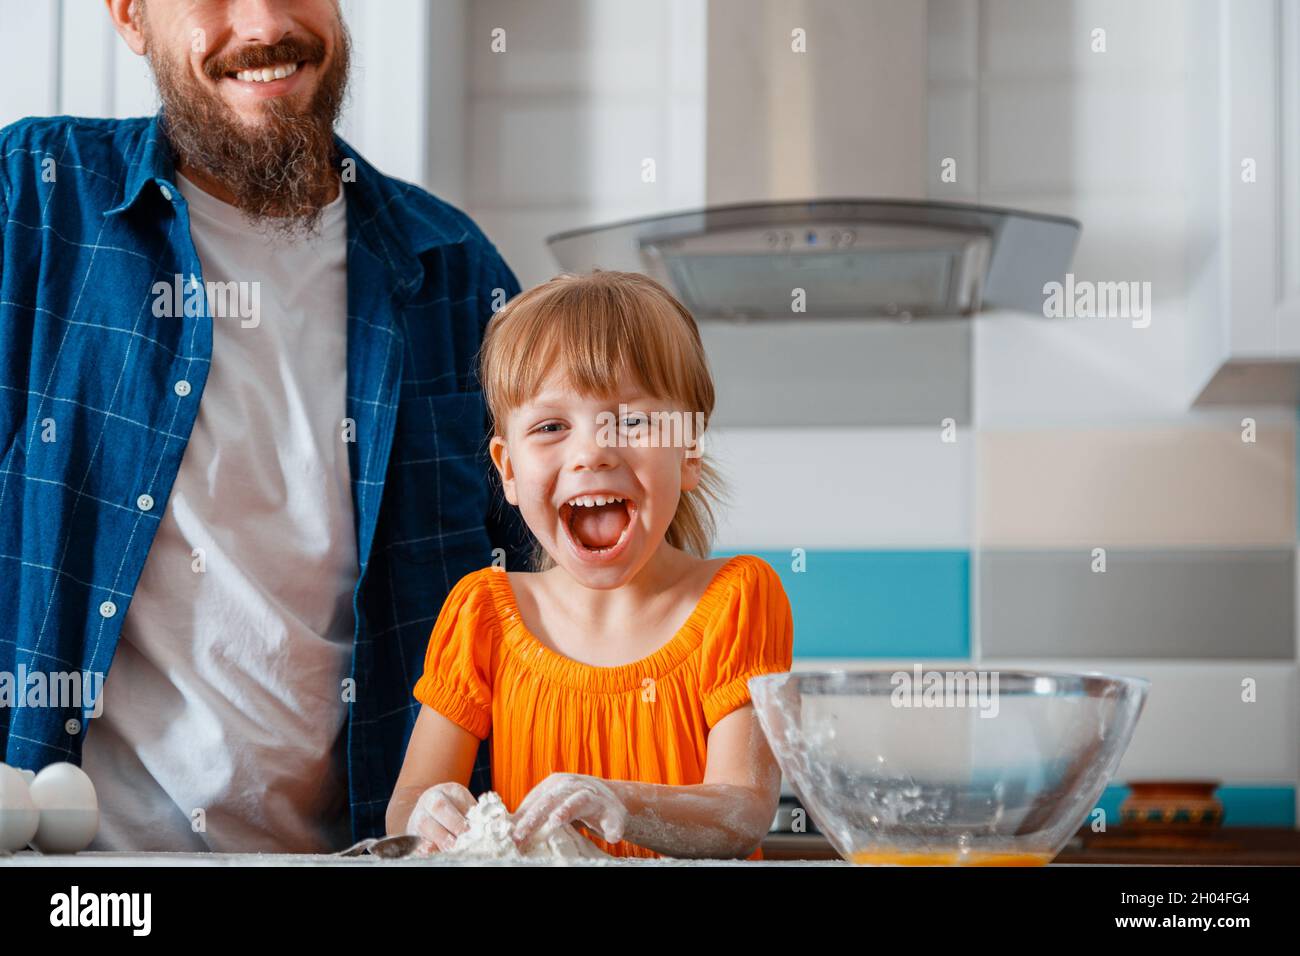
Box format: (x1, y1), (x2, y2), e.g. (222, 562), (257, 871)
(145, 24), (351, 239)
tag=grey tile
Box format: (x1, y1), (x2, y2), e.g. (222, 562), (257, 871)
(701, 319), (971, 427)
(979, 549), (1295, 659)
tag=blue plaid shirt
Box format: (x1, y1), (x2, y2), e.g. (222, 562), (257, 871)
(0, 114), (531, 844)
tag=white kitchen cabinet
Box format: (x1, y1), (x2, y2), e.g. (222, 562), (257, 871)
(1192, 0), (1300, 402)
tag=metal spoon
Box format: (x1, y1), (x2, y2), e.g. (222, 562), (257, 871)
(334, 834), (424, 858)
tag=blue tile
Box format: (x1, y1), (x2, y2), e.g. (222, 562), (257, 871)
(1097, 784), (1295, 828)
(714, 549), (970, 658)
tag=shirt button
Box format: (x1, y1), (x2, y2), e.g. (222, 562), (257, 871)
(137, 493), (154, 512)
(99, 601), (117, 618)
(159, 183), (173, 201)
(174, 380), (191, 397)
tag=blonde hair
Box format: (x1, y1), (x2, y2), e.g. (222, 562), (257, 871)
(478, 270), (726, 572)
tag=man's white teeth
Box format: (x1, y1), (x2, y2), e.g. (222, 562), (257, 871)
(235, 62), (299, 83)
(566, 495), (625, 508)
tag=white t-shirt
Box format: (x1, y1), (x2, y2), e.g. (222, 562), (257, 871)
(80, 172), (358, 853)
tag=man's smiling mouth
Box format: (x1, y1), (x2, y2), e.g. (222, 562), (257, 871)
(231, 61), (302, 84)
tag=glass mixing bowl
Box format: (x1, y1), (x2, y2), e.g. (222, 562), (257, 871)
(749, 668), (1149, 865)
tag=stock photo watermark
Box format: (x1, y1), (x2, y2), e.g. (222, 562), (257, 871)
(1042, 273), (1152, 328)
(594, 405), (706, 458)
(889, 665), (1001, 718)
(151, 274), (261, 327)
(0, 667), (104, 719)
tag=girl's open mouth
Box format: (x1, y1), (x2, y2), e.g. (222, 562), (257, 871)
(558, 493), (636, 563)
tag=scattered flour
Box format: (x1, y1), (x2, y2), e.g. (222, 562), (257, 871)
(442, 792), (609, 863)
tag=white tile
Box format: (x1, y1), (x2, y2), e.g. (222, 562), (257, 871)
(791, 659), (1297, 784)
(469, 0), (670, 96)
(710, 427), (973, 549)
(471, 98), (704, 208)
(961, 659), (1298, 783)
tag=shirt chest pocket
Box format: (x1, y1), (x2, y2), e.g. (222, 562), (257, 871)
(388, 390), (492, 564)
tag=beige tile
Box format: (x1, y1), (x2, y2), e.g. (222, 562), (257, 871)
(978, 426), (1295, 547)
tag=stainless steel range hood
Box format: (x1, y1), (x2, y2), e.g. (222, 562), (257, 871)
(546, 200), (1080, 427)
(548, 199), (1080, 319)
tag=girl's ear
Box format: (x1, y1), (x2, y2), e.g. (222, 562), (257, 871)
(679, 446), (703, 493)
(489, 435), (519, 505)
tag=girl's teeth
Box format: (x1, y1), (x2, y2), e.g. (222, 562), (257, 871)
(566, 495), (625, 508)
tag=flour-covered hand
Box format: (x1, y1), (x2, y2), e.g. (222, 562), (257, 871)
(403, 781), (477, 852)
(511, 773), (628, 846)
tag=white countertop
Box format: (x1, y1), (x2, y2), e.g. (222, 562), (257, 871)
(1, 849), (847, 867)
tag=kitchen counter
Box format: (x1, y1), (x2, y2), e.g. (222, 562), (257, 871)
(761, 828), (1300, 865)
(6, 828), (1295, 866)
(0, 849), (844, 867)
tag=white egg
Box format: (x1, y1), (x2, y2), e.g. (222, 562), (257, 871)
(0, 763), (40, 852)
(28, 762), (99, 854)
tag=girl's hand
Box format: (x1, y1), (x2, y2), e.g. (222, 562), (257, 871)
(403, 781), (477, 852)
(511, 773), (628, 847)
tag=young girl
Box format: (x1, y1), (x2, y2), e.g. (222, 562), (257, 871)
(385, 270), (794, 859)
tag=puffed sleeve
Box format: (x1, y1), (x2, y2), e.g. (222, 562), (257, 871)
(698, 555), (795, 728)
(412, 570), (496, 739)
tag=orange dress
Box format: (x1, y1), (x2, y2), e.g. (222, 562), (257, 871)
(412, 553), (794, 859)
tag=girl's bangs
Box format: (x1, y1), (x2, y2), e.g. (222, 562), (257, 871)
(484, 276), (707, 430)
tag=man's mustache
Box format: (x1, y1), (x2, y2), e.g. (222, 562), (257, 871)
(202, 37), (327, 81)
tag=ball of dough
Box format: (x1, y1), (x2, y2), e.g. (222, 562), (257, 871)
(444, 792), (608, 862)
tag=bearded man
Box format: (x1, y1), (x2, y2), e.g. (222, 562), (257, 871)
(0, 0), (530, 852)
